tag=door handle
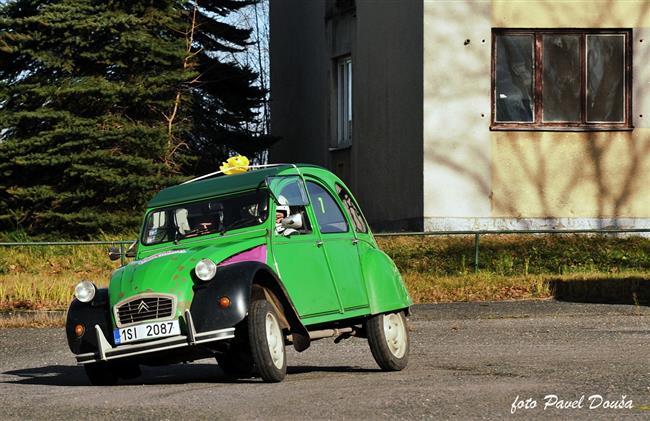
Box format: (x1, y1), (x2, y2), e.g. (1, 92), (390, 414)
(316, 241), (323, 247)
(351, 239), (359, 245)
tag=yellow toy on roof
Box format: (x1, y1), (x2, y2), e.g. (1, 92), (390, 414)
(219, 155), (250, 175)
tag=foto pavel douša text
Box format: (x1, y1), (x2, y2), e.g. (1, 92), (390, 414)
(511, 394), (633, 414)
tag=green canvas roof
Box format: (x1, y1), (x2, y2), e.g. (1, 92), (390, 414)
(147, 165), (302, 208)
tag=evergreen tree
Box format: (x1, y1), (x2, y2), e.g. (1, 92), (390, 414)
(174, 0), (271, 174)
(0, 0), (269, 237)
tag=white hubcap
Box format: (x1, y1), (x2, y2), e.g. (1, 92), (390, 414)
(383, 313), (407, 358)
(265, 312), (285, 369)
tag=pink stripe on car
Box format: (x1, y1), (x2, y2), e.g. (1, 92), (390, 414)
(218, 245), (267, 267)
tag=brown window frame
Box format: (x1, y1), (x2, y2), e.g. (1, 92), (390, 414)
(490, 28), (633, 131)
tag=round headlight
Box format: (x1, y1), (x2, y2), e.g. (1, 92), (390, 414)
(195, 259), (217, 281)
(74, 280), (96, 303)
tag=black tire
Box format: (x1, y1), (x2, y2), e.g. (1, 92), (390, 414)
(216, 346), (254, 378)
(248, 299), (287, 382)
(366, 311), (409, 371)
(84, 361), (119, 386)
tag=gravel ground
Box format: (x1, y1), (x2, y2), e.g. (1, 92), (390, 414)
(0, 300), (649, 420)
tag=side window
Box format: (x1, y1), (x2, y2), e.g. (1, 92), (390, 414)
(274, 203), (312, 236)
(267, 176), (309, 205)
(306, 182), (349, 234)
(269, 176), (312, 236)
(335, 184), (368, 233)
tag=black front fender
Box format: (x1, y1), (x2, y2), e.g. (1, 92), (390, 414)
(189, 262), (255, 332)
(189, 261), (310, 351)
(65, 288), (113, 354)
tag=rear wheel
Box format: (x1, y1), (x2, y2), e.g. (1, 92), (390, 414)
(84, 361), (119, 386)
(248, 299), (287, 382)
(366, 311), (409, 371)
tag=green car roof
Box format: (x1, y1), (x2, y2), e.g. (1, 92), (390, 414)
(147, 164), (316, 208)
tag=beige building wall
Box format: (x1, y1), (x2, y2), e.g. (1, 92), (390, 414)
(423, 0), (650, 230)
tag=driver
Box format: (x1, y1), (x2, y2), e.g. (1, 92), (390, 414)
(275, 205), (290, 234)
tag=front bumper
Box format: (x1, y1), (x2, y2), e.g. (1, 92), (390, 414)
(76, 310), (235, 364)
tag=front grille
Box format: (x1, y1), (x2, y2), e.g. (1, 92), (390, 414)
(115, 294), (176, 327)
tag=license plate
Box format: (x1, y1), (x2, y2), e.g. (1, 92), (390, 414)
(113, 320), (180, 345)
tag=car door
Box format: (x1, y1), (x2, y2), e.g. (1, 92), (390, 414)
(305, 180), (369, 313)
(269, 176), (341, 318)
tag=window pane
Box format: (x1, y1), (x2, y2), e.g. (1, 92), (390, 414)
(542, 35), (580, 122)
(336, 57), (352, 145)
(347, 60), (352, 122)
(142, 191), (269, 245)
(145, 211), (170, 244)
(337, 61), (344, 142)
(495, 35), (534, 122)
(267, 176), (309, 206)
(307, 182), (349, 234)
(587, 35), (625, 122)
(336, 184), (368, 233)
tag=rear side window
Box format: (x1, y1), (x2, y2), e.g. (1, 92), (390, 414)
(306, 182), (349, 234)
(335, 184), (368, 233)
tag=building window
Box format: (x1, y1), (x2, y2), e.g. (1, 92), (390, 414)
(491, 29), (632, 130)
(336, 56), (353, 145)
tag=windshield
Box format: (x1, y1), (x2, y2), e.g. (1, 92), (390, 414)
(142, 190), (269, 245)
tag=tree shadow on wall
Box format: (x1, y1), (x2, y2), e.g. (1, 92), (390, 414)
(425, 0), (650, 228)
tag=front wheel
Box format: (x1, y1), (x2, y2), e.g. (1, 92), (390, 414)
(248, 299), (287, 382)
(84, 361), (119, 385)
(366, 311), (409, 371)
(216, 338), (254, 379)
(216, 351), (254, 378)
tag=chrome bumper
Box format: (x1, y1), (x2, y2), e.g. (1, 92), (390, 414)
(76, 310), (235, 364)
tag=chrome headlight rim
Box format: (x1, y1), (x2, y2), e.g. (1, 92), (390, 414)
(195, 258), (217, 281)
(74, 280), (96, 303)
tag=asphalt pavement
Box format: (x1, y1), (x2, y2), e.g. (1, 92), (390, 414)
(1, 300), (649, 420)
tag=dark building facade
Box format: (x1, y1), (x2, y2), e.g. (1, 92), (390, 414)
(269, 0), (424, 231)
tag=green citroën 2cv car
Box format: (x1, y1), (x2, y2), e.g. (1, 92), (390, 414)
(66, 161), (411, 383)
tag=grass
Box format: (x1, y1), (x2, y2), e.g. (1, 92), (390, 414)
(403, 272), (550, 303)
(402, 270), (650, 303)
(377, 234), (650, 304)
(0, 233), (648, 314)
(377, 234), (650, 277)
(0, 311), (66, 328)
(0, 243), (120, 311)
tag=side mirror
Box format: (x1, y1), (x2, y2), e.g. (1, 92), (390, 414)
(281, 214), (303, 230)
(281, 214), (303, 237)
(107, 246), (121, 261)
(125, 241), (137, 258)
